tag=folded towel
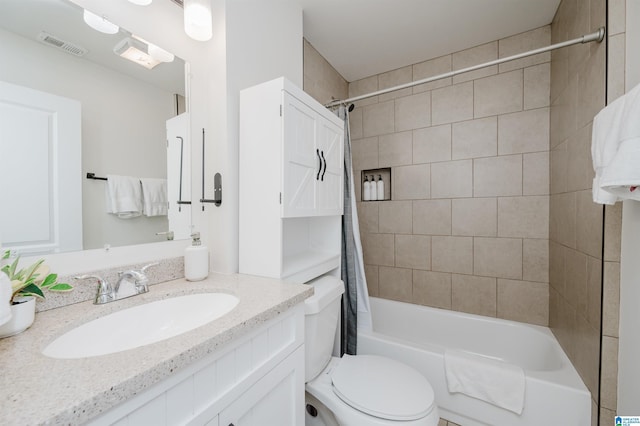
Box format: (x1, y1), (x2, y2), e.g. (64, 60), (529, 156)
(599, 83), (640, 200)
(444, 349), (526, 415)
(591, 92), (626, 204)
(140, 178), (168, 217)
(105, 175), (143, 219)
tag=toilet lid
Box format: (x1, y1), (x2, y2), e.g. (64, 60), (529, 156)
(331, 354), (435, 421)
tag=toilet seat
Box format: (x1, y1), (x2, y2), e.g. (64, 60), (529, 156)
(331, 354), (435, 421)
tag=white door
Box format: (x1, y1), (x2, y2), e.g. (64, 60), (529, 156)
(0, 81), (82, 254)
(281, 93), (318, 218)
(166, 113), (191, 241)
(316, 119), (344, 215)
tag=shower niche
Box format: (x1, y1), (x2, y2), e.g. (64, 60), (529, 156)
(361, 168), (391, 201)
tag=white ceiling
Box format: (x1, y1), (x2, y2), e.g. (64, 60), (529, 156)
(1, 0), (562, 88)
(297, 0), (562, 82)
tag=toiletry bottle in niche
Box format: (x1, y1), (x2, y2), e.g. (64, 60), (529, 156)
(185, 232), (209, 281)
(377, 174), (385, 200)
(370, 175), (378, 201)
(363, 175), (371, 201)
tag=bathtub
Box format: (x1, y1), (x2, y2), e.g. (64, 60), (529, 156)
(357, 297), (591, 426)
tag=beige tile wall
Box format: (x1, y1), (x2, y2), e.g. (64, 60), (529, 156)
(303, 39), (348, 105)
(599, 0), (625, 421)
(349, 27), (551, 327)
(302, 10), (621, 424)
(548, 0), (610, 423)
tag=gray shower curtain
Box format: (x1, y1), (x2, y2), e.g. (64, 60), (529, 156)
(337, 106), (358, 355)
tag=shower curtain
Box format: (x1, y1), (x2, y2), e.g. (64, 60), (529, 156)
(336, 105), (372, 355)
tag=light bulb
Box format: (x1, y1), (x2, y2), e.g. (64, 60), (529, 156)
(127, 0), (153, 4)
(148, 43), (175, 63)
(184, 0), (212, 41)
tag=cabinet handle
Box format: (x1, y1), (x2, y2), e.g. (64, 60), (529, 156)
(320, 150), (327, 181)
(316, 149), (322, 181)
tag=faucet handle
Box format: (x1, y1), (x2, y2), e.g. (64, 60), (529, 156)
(140, 262), (159, 274)
(75, 275), (113, 305)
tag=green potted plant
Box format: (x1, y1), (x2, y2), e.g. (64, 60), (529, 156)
(0, 250), (73, 337)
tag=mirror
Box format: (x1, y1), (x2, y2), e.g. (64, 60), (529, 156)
(0, 0), (191, 255)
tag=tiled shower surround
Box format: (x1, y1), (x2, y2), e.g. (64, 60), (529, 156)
(348, 27), (552, 326)
(550, 0), (623, 423)
(303, 4), (623, 421)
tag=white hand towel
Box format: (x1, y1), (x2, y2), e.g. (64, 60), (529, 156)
(444, 349), (526, 415)
(591, 92), (627, 204)
(600, 83), (640, 199)
(140, 178), (168, 217)
(105, 175), (143, 219)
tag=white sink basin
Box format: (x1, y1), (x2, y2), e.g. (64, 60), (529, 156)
(43, 293), (239, 359)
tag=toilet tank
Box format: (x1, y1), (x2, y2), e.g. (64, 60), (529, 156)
(304, 275), (345, 382)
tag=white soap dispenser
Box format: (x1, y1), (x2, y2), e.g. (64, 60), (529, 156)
(370, 175), (378, 201)
(184, 232), (209, 281)
(363, 175), (371, 201)
(377, 174), (385, 200)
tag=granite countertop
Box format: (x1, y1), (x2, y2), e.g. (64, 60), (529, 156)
(0, 273), (313, 425)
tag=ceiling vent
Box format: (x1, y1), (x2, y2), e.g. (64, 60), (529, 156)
(37, 32), (88, 57)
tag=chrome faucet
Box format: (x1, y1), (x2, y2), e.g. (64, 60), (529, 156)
(116, 268), (147, 294)
(75, 275), (114, 305)
(75, 262), (158, 305)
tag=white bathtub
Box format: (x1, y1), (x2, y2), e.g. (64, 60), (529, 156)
(357, 297), (591, 426)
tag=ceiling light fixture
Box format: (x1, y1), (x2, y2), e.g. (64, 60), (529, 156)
(114, 37), (161, 69)
(127, 0), (153, 5)
(131, 34), (175, 62)
(83, 9), (119, 35)
(148, 43), (175, 63)
(132, 35), (176, 63)
(183, 0), (212, 41)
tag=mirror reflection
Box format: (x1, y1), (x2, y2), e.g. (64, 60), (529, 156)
(0, 0), (191, 255)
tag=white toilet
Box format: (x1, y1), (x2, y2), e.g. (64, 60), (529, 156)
(304, 276), (439, 426)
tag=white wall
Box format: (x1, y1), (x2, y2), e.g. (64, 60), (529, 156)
(0, 27), (172, 250)
(209, 0), (303, 273)
(617, 0), (640, 414)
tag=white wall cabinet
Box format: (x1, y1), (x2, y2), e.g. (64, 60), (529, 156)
(282, 93), (343, 217)
(89, 305), (305, 426)
(239, 77), (344, 284)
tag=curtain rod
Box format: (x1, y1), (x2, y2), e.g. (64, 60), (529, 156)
(326, 27), (606, 108)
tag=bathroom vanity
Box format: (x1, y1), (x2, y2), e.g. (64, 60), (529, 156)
(0, 273), (312, 425)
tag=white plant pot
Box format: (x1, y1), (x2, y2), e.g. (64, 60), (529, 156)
(0, 296), (36, 338)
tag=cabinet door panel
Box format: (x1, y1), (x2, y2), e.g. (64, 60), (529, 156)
(219, 347), (304, 426)
(282, 94), (317, 217)
(317, 120), (344, 215)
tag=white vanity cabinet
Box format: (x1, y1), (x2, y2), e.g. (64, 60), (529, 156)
(89, 304), (305, 426)
(239, 77), (344, 284)
(218, 345), (303, 426)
